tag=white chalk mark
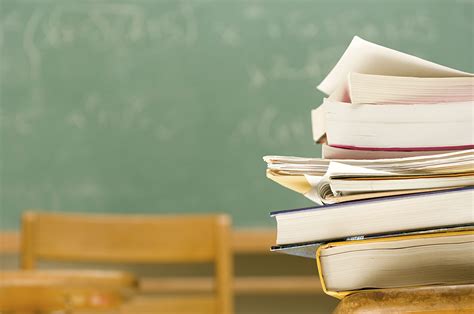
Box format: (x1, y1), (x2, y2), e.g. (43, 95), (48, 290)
(127, 6), (145, 41)
(244, 5), (264, 20)
(130, 96), (146, 113)
(23, 9), (43, 80)
(290, 121), (305, 138)
(89, 10), (113, 42)
(181, 4), (198, 45)
(275, 124), (290, 143)
(67, 112), (86, 129)
(257, 107), (277, 142)
(43, 5), (62, 47)
(145, 4), (198, 46)
(249, 67), (266, 88)
(219, 26), (240, 47)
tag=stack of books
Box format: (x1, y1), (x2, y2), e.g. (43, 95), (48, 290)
(265, 36), (474, 298)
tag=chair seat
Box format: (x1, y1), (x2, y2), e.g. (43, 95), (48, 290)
(0, 270), (137, 312)
(121, 295), (217, 314)
(333, 284), (474, 314)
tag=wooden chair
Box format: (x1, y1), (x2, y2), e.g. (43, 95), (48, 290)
(333, 284), (474, 314)
(20, 211), (233, 314)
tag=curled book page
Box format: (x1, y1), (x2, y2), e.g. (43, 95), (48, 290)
(317, 36), (473, 96)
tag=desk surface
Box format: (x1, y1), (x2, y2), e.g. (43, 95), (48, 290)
(0, 270), (136, 311)
(333, 284), (474, 314)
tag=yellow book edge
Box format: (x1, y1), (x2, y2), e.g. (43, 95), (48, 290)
(315, 229), (474, 299)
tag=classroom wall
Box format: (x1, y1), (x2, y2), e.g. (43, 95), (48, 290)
(1, 1), (473, 228)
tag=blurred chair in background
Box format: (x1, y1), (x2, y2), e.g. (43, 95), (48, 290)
(19, 211), (233, 314)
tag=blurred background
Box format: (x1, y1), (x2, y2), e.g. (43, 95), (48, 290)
(1, 0), (473, 313)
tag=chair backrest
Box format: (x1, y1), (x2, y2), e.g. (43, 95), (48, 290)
(20, 211), (233, 314)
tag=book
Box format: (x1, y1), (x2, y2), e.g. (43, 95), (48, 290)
(312, 36), (473, 143)
(348, 73), (474, 105)
(322, 144), (461, 160)
(270, 187), (474, 245)
(265, 35), (474, 302)
(265, 149), (474, 204)
(271, 226), (474, 259)
(315, 229), (474, 298)
(322, 99), (474, 150)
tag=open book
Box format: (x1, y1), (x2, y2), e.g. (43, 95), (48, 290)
(312, 36), (474, 145)
(264, 149), (474, 205)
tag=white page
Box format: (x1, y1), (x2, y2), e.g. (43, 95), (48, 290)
(317, 36), (473, 97)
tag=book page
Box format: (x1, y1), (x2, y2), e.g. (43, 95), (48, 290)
(318, 36), (473, 97)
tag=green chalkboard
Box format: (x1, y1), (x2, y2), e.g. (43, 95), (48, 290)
(1, 0), (473, 229)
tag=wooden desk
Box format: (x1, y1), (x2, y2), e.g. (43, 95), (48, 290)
(333, 284), (474, 314)
(0, 270), (136, 312)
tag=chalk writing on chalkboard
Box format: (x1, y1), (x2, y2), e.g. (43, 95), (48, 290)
(1, 0), (472, 229)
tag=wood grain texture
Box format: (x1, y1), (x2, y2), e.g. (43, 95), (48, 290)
(215, 215), (234, 314)
(21, 211), (222, 265)
(3, 228), (277, 255)
(19, 211), (234, 314)
(333, 285), (474, 314)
